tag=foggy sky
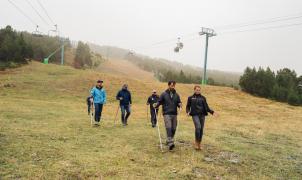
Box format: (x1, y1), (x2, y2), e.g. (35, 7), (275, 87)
(1, 0), (302, 75)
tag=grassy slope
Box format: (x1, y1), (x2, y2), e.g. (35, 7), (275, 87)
(0, 62), (301, 179)
(96, 59), (156, 82)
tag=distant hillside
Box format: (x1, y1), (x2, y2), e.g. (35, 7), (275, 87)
(88, 43), (241, 87)
(96, 58), (156, 82)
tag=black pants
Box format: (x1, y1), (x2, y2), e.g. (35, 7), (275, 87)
(120, 105), (131, 125)
(150, 108), (158, 126)
(192, 115), (205, 142)
(94, 103), (103, 122)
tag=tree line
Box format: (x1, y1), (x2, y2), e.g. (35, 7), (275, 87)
(0, 26), (32, 70)
(239, 67), (302, 106)
(125, 53), (236, 86)
(0, 26), (103, 70)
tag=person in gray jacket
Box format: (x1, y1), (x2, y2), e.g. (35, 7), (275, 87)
(154, 80), (182, 151)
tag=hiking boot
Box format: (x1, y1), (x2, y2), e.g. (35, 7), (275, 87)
(194, 141), (199, 150)
(199, 143), (203, 150)
(194, 141), (201, 150)
(169, 144), (175, 151)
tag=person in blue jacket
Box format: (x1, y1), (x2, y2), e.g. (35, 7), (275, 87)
(90, 80), (107, 126)
(116, 84), (132, 126)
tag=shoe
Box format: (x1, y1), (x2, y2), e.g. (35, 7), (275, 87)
(194, 141), (201, 150)
(169, 144), (175, 151)
(199, 143), (203, 150)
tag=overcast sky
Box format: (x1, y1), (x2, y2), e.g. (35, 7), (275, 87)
(1, 0), (302, 75)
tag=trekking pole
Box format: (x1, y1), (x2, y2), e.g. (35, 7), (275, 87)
(146, 105), (149, 124)
(90, 102), (94, 127)
(177, 107), (183, 159)
(114, 104), (119, 126)
(174, 107), (182, 143)
(154, 108), (163, 152)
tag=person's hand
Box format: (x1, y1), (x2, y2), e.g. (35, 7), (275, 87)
(90, 98), (93, 103)
(178, 103), (182, 108)
(119, 97), (123, 100)
(213, 112), (219, 117)
(187, 113), (190, 116)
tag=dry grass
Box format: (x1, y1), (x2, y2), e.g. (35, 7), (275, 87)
(0, 61), (301, 179)
(96, 59), (156, 82)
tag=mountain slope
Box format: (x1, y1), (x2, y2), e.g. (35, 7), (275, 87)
(88, 43), (241, 86)
(0, 62), (301, 179)
(97, 58), (156, 82)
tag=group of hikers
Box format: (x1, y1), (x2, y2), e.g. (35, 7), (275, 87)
(88, 80), (217, 151)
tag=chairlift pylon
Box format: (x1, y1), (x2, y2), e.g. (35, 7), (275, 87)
(48, 24), (59, 36)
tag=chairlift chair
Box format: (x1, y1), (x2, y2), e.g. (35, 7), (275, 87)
(174, 37), (183, 53)
(32, 25), (43, 37)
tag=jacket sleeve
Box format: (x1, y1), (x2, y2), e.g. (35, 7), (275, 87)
(147, 97), (150, 105)
(154, 93), (164, 108)
(90, 88), (95, 98)
(177, 94), (182, 108)
(186, 96), (191, 114)
(129, 92), (132, 104)
(103, 90), (107, 104)
(204, 97), (214, 114)
(116, 91), (121, 100)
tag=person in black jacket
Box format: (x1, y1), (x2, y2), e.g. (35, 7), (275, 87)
(186, 85), (216, 150)
(154, 80), (182, 151)
(146, 90), (159, 128)
(116, 84), (132, 126)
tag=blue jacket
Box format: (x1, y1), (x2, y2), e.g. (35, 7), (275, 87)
(116, 89), (132, 106)
(91, 86), (107, 104)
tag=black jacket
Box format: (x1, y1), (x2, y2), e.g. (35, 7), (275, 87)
(186, 94), (214, 116)
(116, 89), (132, 106)
(147, 94), (159, 109)
(155, 89), (181, 115)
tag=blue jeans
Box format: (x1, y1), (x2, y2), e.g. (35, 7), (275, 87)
(192, 115), (205, 142)
(94, 103), (103, 122)
(120, 105), (131, 125)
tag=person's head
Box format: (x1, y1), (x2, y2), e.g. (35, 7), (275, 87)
(152, 89), (157, 95)
(168, 80), (176, 90)
(194, 85), (201, 95)
(97, 80), (103, 87)
(122, 84), (128, 90)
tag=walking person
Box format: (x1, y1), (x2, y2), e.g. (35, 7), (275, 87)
(186, 85), (216, 150)
(90, 80), (107, 126)
(146, 90), (159, 128)
(154, 80), (182, 151)
(116, 84), (132, 126)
